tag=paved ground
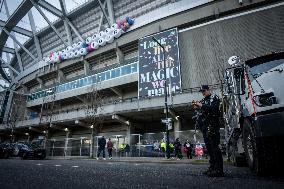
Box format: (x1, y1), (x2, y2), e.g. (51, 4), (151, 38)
(0, 159), (283, 189)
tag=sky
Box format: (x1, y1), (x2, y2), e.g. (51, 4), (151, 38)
(0, 0), (90, 89)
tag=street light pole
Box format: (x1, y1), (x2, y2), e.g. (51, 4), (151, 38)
(152, 37), (170, 159)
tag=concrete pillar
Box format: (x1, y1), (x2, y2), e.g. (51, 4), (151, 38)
(174, 119), (181, 140)
(58, 70), (66, 83)
(3, 91), (13, 124)
(83, 60), (90, 75)
(43, 129), (50, 150)
(36, 77), (44, 89)
(116, 44), (124, 64)
(127, 123), (136, 145)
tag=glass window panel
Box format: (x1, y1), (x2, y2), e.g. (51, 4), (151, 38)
(78, 78), (83, 88)
(92, 75), (97, 83)
(97, 73), (101, 82)
(121, 65), (131, 76)
(75, 80), (79, 89)
(115, 68), (120, 77)
(67, 83), (71, 90)
(87, 76), (92, 85)
(71, 81), (76, 89)
(100, 72), (106, 81)
(58, 85), (62, 93)
(105, 71), (110, 80)
(131, 63), (138, 73)
(83, 77), (88, 86)
(110, 69), (116, 78)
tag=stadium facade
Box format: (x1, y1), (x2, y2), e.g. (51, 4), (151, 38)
(0, 0), (284, 157)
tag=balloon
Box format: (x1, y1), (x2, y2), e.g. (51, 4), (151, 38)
(74, 50), (80, 58)
(87, 45), (94, 52)
(111, 23), (118, 30)
(92, 33), (99, 42)
(79, 48), (88, 55)
(91, 42), (99, 49)
(126, 17), (134, 26)
(99, 31), (107, 39)
(68, 52), (74, 59)
(86, 37), (92, 44)
(98, 38), (106, 46)
(116, 20), (123, 29)
(106, 34), (114, 43)
(66, 46), (73, 52)
(80, 42), (88, 48)
(72, 43), (78, 51)
(105, 28), (114, 35)
(113, 29), (122, 38)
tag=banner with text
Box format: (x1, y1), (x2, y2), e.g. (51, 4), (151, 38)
(138, 28), (181, 98)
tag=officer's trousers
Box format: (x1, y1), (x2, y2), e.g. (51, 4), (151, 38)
(203, 127), (223, 172)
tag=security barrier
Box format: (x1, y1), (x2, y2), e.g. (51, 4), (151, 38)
(45, 129), (225, 158)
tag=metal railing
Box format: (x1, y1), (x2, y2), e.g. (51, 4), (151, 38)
(45, 129), (226, 158)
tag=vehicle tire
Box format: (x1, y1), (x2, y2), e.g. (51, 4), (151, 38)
(243, 119), (265, 175)
(229, 145), (246, 167)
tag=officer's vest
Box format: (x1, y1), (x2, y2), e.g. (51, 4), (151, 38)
(161, 142), (166, 149)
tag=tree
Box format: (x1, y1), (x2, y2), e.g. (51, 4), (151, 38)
(84, 85), (105, 158)
(8, 92), (26, 142)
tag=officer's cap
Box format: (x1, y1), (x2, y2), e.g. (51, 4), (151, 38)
(199, 85), (209, 92)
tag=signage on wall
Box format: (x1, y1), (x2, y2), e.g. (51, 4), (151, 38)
(138, 28), (181, 98)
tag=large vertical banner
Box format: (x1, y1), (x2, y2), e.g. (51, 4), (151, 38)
(138, 28), (181, 98)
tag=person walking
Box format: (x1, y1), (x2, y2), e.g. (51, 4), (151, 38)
(193, 85), (224, 177)
(174, 138), (182, 160)
(97, 136), (106, 160)
(184, 139), (193, 159)
(125, 144), (130, 157)
(107, 138), (113, 159)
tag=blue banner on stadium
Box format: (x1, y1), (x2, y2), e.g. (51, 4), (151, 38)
(138, 28), (181, 98)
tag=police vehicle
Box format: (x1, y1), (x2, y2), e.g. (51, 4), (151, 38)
(223, 52), (284, 175)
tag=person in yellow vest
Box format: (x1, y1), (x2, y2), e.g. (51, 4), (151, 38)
(120, 143), (126, 157)
(169, 142), (174, 158)
(160, 140), (166, 157)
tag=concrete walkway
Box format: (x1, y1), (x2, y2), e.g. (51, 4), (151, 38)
(47, 156), (211, 164)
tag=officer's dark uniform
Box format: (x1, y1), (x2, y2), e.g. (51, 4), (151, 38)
(195, 86), (223, 176)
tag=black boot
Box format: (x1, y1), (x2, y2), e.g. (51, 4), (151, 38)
(203, 166), (214, 175)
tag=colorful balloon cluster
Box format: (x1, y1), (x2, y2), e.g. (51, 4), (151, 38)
(44, 17), (135, 64)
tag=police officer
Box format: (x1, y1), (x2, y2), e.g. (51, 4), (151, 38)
(193, 85), (224, 177)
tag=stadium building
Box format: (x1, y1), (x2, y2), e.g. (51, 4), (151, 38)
(0, 0), (283, 157)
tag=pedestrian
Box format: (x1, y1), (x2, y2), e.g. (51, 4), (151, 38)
(120, 143), (125, 157)
(193, 85), (224, 177)
(107, 138), (113, 159)
(195, 142), (203, 159)
(125, 144), (130, 157)
(160, 140), (166, 157)
(174, 138), (182, 160)
(169, 142), (174, 158)
(184, 139), (193, 159)
(97, 136), (106, 160)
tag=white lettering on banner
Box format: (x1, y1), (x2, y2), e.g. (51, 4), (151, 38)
(138, 28), (181, 98)
(143, 38), (166, 50)
(147, 84), (180, 97)
(140, 66), (180, 83)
